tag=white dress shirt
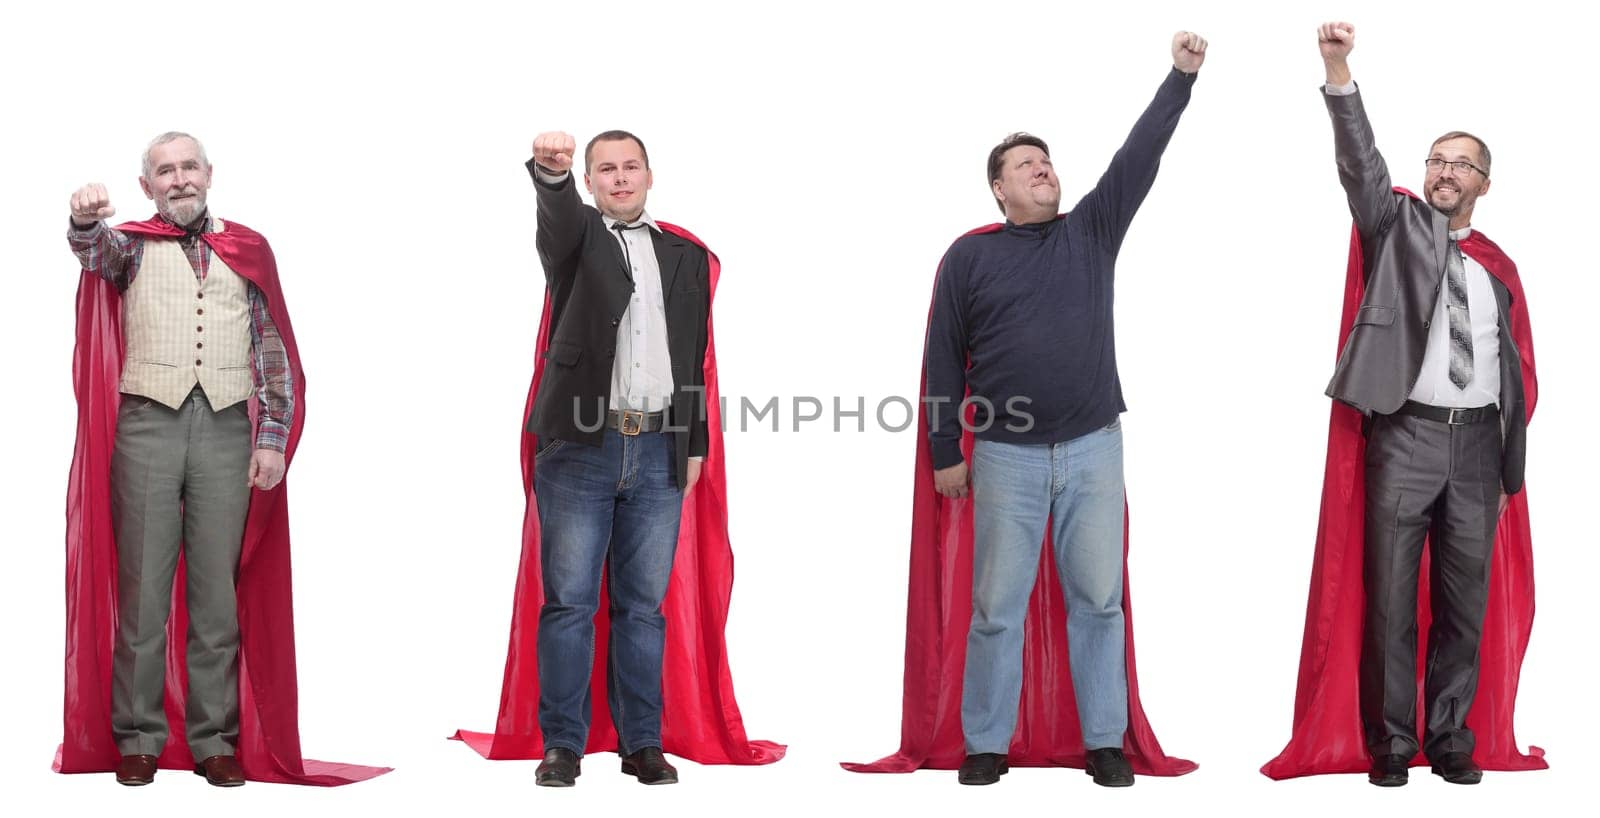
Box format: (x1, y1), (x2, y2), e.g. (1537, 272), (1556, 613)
(602, 211), (675, 413)
(1407, 227), (1501, 408)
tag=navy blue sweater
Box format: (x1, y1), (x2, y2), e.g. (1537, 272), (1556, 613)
(924, 68), (1196, 469)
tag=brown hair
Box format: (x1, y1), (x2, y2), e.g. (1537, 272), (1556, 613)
(585, 130), (650, 173)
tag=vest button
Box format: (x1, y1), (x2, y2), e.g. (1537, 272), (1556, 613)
(197, 325), (203, 332)
(197, 308), (204, 316)
(1423, 321), (1431, 330)
(196, 359), (203, 366)
(197, 342), (203, 349)
(197, 292), (204, 299)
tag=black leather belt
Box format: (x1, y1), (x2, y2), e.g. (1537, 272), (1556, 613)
(1395, 401), (1498, 425)
(607, 409), (667, 436)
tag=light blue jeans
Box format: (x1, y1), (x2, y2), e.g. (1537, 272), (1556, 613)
(961, 419), (1129, 753)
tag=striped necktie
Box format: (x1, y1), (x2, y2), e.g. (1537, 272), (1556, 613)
(1445, 240), (1474, 389)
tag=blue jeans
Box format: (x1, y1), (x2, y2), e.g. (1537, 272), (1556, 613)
(535, 429), (682, 756)
(961, 420), (1129, 753)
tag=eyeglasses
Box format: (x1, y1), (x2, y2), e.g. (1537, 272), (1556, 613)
(1424, 158), (1487, 177)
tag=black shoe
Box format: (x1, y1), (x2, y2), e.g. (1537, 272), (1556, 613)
(1368, 754), (1409, 787)
(620, 747), (678, 785)
(1430, 752), (1482, 785)
(957, 753), (1008, 785)
(1085, 747), (1134, 788)
(536, 748), (581, 787)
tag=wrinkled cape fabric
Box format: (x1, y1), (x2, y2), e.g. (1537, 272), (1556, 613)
(452, 222), (783, 764)
(59, 215), (389, 784)
(1262, 192), (1544, 779)
(843, 222), (1194, 775)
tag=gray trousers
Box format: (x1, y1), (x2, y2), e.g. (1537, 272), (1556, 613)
(110, 387), (252, 759)
(1361, 411), (1501, 760)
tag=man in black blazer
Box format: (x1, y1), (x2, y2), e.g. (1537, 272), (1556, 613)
(526, 130), (709, 787)
(1319, 23), (1530, 788)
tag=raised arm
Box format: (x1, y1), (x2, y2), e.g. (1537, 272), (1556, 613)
(1074, 32), (1205, 251)
(66, 183), (136, 286)
(1318, 22), (1399, 238)
(527, 131), (590, 283)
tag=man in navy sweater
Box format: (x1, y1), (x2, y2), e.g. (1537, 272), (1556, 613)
(925, 31), (1206, 788)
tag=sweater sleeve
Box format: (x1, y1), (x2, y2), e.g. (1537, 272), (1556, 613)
(923, 244), (970, 470)
(1073, 67), (1197, 255)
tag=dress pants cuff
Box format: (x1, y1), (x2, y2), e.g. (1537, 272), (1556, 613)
(189, 739), (236, 761)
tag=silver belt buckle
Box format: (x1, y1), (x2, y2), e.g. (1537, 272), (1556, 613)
(619, 410), (644, 436)
(1447, 407), (1466, 425)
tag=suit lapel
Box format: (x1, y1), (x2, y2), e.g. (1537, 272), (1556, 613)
(653, 229), (686, 302)
(606, 227), (633, 284)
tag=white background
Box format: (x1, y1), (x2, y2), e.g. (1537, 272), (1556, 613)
(3, 1), (1594, 816)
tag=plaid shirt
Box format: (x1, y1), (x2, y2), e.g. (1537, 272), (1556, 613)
(68, 214), (295, 452)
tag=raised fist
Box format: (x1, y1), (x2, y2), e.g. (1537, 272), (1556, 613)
(70, 183), (116, 227)
(532, 131), (577, 175)
(1172, 31), (1208, 73)
(1318, 22), (1355, 62)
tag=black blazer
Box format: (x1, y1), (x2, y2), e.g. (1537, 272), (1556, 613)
(524, 160), (710, 489)
(1323, 88), (1529, 493)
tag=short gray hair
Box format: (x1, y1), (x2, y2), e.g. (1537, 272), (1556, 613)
(1431, 130), (1491, 176)
(141, 131), (209, 178)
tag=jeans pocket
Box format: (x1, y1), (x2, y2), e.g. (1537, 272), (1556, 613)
(535, 437), (565, 459)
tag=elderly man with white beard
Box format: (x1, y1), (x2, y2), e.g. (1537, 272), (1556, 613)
(66, 131), (293, 788)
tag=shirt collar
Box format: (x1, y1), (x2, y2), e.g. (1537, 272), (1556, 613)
(1002, 213), (1063, 233)
(603, 211), (658, 234)
(160, 209), (213, 246)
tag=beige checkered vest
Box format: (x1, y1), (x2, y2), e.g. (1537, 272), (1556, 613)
(120, 218), (254, 410)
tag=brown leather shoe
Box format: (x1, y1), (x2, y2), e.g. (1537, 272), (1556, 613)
(194, 754), (246, 787)
(115, 754), (158, 786)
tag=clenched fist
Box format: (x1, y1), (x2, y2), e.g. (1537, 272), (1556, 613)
(1318, 22), (1355, 62)
(1318, 22), (1355, 86)
(532, 131), (577, 175)
(70, 183), (116, 227)
(1172, 31), (1208, 74)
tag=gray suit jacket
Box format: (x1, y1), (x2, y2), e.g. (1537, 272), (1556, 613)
(1323, 88), (1529, 494)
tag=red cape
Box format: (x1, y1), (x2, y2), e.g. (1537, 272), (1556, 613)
(1262, 194), (1545, 778)
(843, 223), (1195, 775)
(452, 222), (783, 764)
(58, 215), (390, 784)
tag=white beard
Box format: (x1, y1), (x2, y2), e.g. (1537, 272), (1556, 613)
(161, 194), (207, 227)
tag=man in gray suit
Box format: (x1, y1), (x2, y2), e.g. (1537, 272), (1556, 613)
(1318, 22), (1532, 788)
